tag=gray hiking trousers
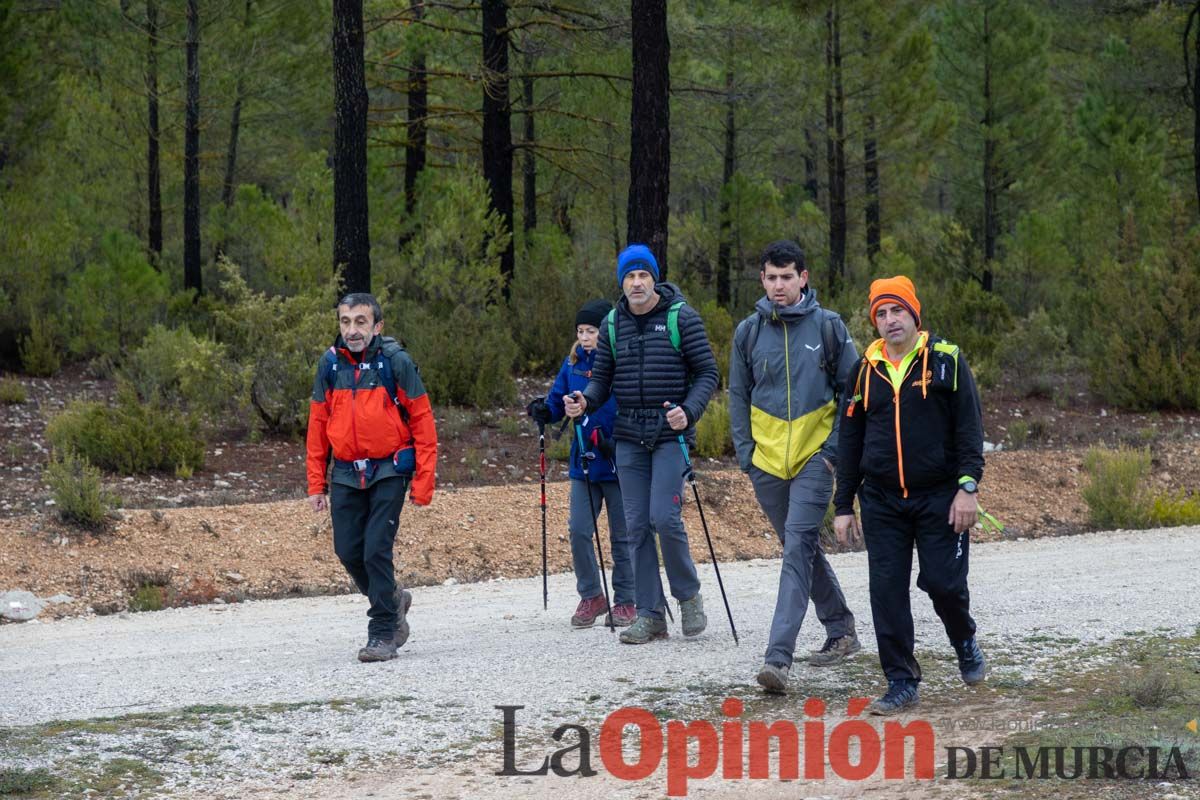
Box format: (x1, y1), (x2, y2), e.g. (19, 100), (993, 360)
(749, 456), (855, 667)
(615, 440), (701, 621)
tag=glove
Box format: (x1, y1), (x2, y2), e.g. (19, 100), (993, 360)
(526, 397), (552, 425)
(591, 429), (617, 462)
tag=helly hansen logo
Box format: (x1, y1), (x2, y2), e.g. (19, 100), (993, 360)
(654, 324), (668, 333)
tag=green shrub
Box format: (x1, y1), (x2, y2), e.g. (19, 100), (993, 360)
(0, 767), (57, 795)
(1007, 420), (1029, 450)
(998, 309), (1079, 398)
(1148, 491), (1200, 527)
(1081, 447), (1151, 529)
(19, 316), (61, 376)
(63, 230), (168, 361)
(694, 394), (732, 458)
(0, 376), (25, 404)
(45, 449), (119, 527)
(129, 583), (166, 613)
(213, 259), (337, 435)
(46, 387), (205, 475)
(509, 228), (609, 374)
(695, 299), (735, 389)
(1085, 225), (1200, 410)
(546, 427), (572, 462)
(120, 325), (248, 428)
(396, 302), (517, 408)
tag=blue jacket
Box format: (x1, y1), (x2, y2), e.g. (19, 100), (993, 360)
(545, 346), (618, 482)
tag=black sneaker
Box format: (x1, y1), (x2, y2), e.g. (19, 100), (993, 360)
(952, 637), (987, 685)
(867, 679), (920, 716)
(358, 636), (398, 662)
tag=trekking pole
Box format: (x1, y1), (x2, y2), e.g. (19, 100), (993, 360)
(538, 420), (548, 611)
(573, 403), (616, 633)
(667, 404), (739, 645)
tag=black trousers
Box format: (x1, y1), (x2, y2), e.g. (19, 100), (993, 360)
(331, 475), (408, 639)
(859, 481), (976, 683)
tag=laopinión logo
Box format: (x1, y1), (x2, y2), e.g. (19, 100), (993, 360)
(495, 699), (1193, 797)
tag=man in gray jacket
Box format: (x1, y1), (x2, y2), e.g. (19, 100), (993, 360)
(729, 240), (860, 693)
(565, 244), (720, 645)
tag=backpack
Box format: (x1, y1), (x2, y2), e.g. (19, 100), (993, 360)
(321, 337), (411, 424)
(741, 309), (846, 396)
(606, 301), (685, 363)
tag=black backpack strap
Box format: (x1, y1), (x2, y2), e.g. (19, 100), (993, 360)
(819, 310), (845, 397)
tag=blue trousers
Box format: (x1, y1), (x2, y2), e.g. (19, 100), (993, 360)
(749, 458), (855, 668)
(615, 440), (701, 621)
(567, 478), (634, 605)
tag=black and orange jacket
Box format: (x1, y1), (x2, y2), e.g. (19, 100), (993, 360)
(833, 332), (983, 514)
(305, 335), (438, 504)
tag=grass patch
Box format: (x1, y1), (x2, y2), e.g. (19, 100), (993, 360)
(0, 767), (57, 796)
(0, 377), (26, 405)
(1082, 447), (1200, 528)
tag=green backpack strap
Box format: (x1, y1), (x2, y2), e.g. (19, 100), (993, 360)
(666, 301), (685, 352)
(606, 308), (618, 362)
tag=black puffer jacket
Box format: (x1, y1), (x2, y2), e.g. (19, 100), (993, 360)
(582, 283), (719, 447)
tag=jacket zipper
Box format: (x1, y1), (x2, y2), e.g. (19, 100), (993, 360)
(870, 356), (922, 499)
(783, 319), (793, 478)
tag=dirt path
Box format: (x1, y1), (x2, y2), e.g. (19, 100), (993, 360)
(2, 527), (1197, 799)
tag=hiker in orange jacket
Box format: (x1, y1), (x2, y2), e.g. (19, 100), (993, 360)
(306, 293), (438, 663)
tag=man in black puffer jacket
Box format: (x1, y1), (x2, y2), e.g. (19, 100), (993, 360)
(565, 244), (720, 645)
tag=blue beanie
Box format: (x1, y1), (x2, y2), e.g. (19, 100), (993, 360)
(617, 244), (660, 286)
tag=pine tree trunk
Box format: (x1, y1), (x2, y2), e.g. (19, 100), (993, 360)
(400, 0), (426, 250)
(628, 0), (670, 281)
(332, 0), (371, 294)
(522, 72), (536, 233)
(982, 3), (995, 292)
(803, 126), (819, 204)
(146, 0), (162, 264)
(222, 1), (253, 210)
(482, 0), (514, 298)
(183, 0), (202, 296)
(716, 55), (735, 305)
(825, 3), (846, 294)
(1193, 4), (1200, 217)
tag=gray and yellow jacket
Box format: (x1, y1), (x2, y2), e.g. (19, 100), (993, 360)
(729, 290), (859, 479)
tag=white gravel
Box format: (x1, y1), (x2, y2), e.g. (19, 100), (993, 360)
(1, 526), (1197, 797)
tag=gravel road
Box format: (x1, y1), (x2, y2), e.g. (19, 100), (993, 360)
(2, 526), (1198, 798)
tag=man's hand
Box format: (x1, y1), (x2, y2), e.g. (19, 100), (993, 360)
(663, 402), (688, 431)
(833, 513), (860, 548)
(948, 490), (978, 533)
(563, 391), (587, 419)
(309, 494), (327, 513)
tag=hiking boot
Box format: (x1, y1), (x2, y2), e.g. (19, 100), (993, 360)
(357, 636), (398, 663)
(606, 603), (637, 628)
(756, 662), (790, 694)
(867, 679), (920, 716)
(571, 595), (609, 628)
(808, 632), (862, 667)
(679, 592), (707, 637)
(619, 615), (669, 644)
(393, 588), (413, 649)
(952, 637), (987, 685)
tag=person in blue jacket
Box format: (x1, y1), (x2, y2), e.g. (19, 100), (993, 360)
(527, 299), (636, 628)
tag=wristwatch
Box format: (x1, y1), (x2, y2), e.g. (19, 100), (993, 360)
(960, 479), (978, 494)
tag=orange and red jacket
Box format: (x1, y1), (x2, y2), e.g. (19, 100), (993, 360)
(833, 333), (984, 513)
(305, 336), (437, 504)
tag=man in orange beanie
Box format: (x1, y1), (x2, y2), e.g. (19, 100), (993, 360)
(832, 276), (987, 715)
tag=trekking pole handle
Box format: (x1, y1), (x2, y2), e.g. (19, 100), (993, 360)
(665, 403), (693, 471)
